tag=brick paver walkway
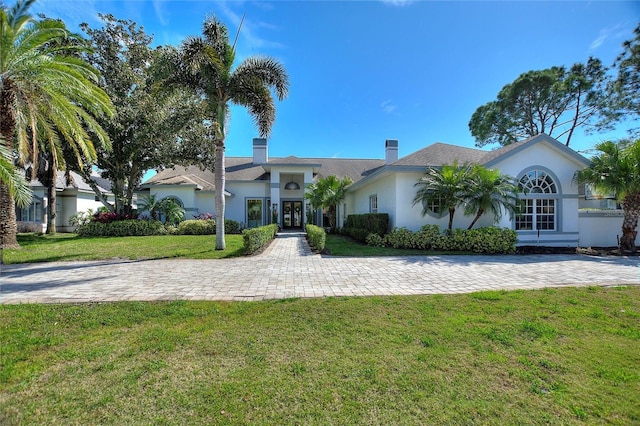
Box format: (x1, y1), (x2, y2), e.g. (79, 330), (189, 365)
(1, 234), (638, 304)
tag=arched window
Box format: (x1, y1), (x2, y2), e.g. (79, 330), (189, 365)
(516, 170), (557, 231)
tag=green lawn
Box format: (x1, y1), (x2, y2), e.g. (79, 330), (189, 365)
(2, 233), (246, 264)
(1, 287), (638, 425)
(3, 233), (449, 264)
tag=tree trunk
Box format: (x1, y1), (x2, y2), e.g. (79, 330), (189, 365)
(46, 154), (58, 235)
(620, 192), (640, 252)
(0, 83), (19, 249)
(447, 208), (455, 234)
(467, 208), (484, 230)
(215, 143), (226, 250)
(47, 166), (58, 235)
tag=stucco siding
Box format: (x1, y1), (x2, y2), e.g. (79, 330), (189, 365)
(578, 210), (626, 247)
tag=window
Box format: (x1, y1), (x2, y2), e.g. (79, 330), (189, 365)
(516, 170), (557, 231)
(16, 196), (42, 222)
(247, 199), (263, 228)
(369, 195), (378, 213)
(422, 194), (444, 216)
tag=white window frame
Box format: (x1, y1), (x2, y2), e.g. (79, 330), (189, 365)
(369, 194), (378, 214)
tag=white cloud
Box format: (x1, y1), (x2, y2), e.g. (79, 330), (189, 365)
(380, 0), (415, 6)
(589, 22), (633, 51)
(381, 99), (398, 114)
(153, 0), (168, 26)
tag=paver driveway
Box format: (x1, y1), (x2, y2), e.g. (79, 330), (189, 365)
(1, 234), (638, 304)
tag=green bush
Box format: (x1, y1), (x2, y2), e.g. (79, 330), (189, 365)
(176, 219), (241, 235)
(383, 227), (419, 249)
(365, 233), (384, 247)
(306, 224), (326, 251)
(177, 219), (216, 235)
(366, 225), (517, 254)
(345, 213), (389, 235)
(243, 224), (278, 255)
(342, 227), (371, 243)
(76, 220), (165, 237)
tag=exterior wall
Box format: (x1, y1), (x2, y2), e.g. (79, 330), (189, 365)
(350, 173), (396, 231)
(226, 181), (270, 226)
(578, 210), (626, 247)
(491, 142), (584, 247)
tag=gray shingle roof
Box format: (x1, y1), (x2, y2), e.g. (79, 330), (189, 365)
(392, 142), (486, 167)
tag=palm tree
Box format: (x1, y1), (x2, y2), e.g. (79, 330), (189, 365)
(0, 142), (31, 208)
(463, 165), (520, 230)
(575, 139), (640, 252)
(0, 0), (114, 245)
(304, 175), (353, 232)
(413, 162), (472, 234)
(165, 16), (288, 250)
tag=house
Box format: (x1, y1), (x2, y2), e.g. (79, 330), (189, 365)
(140, 133), (627, 247)
(16, 171), (113, 233)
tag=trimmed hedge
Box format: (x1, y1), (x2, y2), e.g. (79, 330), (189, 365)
(367, 225), (517, 254)
(342, 227), (371, 243)
(177, 219), (242, 235)
(306, 224), (326, 251)
(76, 220), (165, 237)
(177, 219), (216, 235)
(345, 213), (389, 236)
(243, 224), (278, 255)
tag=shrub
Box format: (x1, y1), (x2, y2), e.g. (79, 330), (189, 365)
(365, 233), (384, 247)
(176, 218), (241, 235)
(342, 227), (371, 243)
(306, 224), (326, 251)
(345, 213), (389, 236)
(92, 211), (137, 223)
(383, 227), (419, 249)
(69, 209), (94, 228)
(178, 219), (216, 235)
(243, 224), (278, 255)
(365, 225), (517, 254)
(76, 220), (165, 237)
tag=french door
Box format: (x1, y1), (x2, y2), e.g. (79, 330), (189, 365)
(282, 201), (302, 229)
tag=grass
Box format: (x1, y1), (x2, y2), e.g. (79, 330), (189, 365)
(4, 233), (455, 264)
(2, 233), (246, 264)
(1, 286), (638, 425)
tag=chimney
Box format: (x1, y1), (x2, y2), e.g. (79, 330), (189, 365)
(253, 138), (267, 164)
(385, 139), (398, 164)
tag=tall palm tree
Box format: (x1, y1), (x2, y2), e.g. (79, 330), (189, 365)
(463, 165), (520, 230)
(304, 175), (353, 231)
(0, 142), (31, 208)
(0, 0), (114, 245)
(413, 162), (472, 234)
(165, 16), (288, 250)
(575, 139), (640, 252)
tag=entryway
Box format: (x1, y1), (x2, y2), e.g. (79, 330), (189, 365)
(282, 200), (303, 229)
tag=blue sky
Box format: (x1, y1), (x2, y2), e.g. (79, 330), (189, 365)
(33, 0), (639, 161)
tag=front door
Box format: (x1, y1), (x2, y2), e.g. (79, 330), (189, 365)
(282, 201), (302, 229)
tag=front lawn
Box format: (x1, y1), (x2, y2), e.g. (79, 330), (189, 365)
(2, 233), (245, 264)
(1, 287), (638, 424)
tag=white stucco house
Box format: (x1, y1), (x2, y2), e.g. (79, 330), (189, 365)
(16, 171), (113, 233)
(140, 133), (628, 248)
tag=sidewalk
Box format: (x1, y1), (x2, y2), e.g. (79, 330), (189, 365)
(1, 235), (638, 304)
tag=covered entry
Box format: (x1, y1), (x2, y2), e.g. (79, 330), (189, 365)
(282, 200), (303, 229)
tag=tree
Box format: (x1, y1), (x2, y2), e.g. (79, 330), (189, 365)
(77, 14), (212, 216)
(574, 139), (640, 252)
(0, 142), (31, 208)
(413, 162), (472, 233)
(304, 175), (353, 232)
(605, 22), (640, 136)
(463, 165), (519, 230)
(0, 0), (114, 247)
(164, 15), (289, 250)
(469, 58), (608, 147)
